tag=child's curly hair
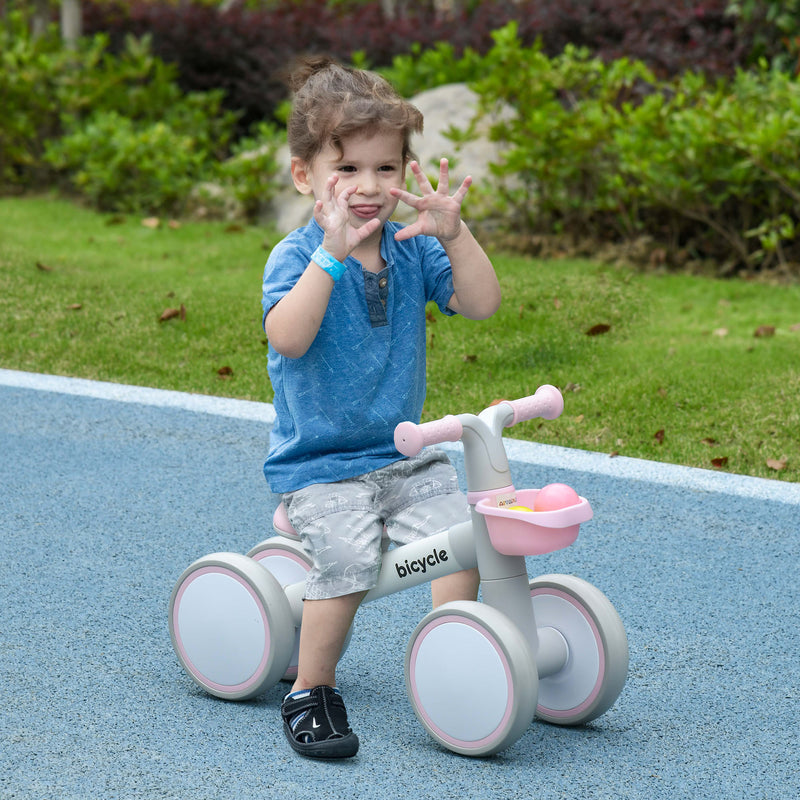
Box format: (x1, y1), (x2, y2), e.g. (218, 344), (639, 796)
(287, 56), (423, 165)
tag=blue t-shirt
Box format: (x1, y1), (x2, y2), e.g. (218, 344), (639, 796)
(261, 218), (456, 493)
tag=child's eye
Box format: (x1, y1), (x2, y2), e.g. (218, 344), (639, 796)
(379, 165), (396, 172)
(338, 165), (357, 173)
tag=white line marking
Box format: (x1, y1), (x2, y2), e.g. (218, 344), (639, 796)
(2, 368), (797, 504)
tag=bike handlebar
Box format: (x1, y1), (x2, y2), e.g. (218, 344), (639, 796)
(394, 414), (463, 457)
(501, 383), (564, 426)
(394, 385), (564, 456)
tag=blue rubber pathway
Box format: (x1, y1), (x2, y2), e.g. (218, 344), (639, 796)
(1, 369), (798, 800)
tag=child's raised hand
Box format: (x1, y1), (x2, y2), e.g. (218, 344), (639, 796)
(391, 159), (471, 243)
(314, 174), (381, 259)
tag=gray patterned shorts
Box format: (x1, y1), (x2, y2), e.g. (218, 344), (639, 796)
(282, 449), (469, 600)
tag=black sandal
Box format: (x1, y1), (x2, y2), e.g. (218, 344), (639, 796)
(281, 686), (360, 759)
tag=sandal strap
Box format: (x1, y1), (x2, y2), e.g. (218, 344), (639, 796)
(281, 686), (353, 743)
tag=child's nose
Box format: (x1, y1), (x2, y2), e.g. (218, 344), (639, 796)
(358, 173), (379, 195)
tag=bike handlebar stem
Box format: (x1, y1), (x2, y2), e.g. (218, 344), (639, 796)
(394, 385), (565, 496)
(458, 410), (514, 494)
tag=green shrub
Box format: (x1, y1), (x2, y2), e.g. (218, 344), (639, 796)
(44, 111), (210, 215)
(466, 22), (800, 273)
(615, 64), (800, 269)
(728, 0), (800, 71)
(215, 121), (282, 219)
(379, 42), (486, 98)
(0, 11), (68, 187)
(471, 24), (657, 239)
(1, 15), (242, 214)
(43, 40), (240, 216)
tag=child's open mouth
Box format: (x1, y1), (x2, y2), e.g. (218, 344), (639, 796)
(351, 204), (381, 219)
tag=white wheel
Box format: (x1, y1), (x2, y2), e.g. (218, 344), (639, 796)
(246, 537), (354, 681)
(405, 601), (538, 757)
(530, 574), (628, 725)
(247, 537), (310, 682)
(169, 552), (294, 700)
(247, 537), (311, 586)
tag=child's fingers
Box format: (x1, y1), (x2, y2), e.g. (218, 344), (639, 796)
(356, 217), (382, 242)
(452, 175), (473, 205)
(408, 160), (433, 193)
(324, 173), (339, 201)
(393, 222), (423, 242)
(390, 186), (420, 208)
(436, 158), (450, 194)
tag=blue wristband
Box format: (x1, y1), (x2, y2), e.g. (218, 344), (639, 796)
(312, 245), (347, 282)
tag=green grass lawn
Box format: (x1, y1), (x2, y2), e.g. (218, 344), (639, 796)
(2, 195), (798, 482)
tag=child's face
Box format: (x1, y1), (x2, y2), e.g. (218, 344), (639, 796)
(292, 129), (406, 233)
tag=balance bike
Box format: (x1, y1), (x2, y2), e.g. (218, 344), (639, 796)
(169, 385), (629, 756)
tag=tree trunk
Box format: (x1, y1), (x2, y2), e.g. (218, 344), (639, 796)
(380, 1), (459, 20)
(31, 0), (51, 38)
(61, 0), (81, 47)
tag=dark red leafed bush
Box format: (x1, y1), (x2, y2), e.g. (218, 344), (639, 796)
(82, 0), (753, 133)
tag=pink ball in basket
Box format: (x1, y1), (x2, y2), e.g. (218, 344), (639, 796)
(533, 483), (580, 512)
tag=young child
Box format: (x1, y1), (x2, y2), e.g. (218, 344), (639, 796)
(261, 56), (501, 759)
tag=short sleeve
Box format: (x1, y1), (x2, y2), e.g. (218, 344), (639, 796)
(261, 227), (318, 325)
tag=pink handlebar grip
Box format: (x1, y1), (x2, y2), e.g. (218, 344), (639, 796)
(394, 415), (463, 456)
(503, 384), (564, 425)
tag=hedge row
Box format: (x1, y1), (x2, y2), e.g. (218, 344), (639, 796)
(4, 3), (800, 274)
(81, 0), (763, 135)
(466, 26), (800, 276)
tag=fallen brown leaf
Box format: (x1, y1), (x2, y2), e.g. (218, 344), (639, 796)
(67, 303), (83, 311)
(766, 458), (788, 471)
(141, 217), (161, 229)
(168, 220), (181, 230)
(425, 310), (436, 323)
(754, 325), (775, 338)
(790, 323), (800, 332)
(701, 437), (718, 446)
(654, 429), (665, 444)
(586, 323), (611, 336)
(217, 366), (234, 379)
(711, 456), (729, 469)
(712, 328), (728, 337)
(553, 297), (562, 310)
(36, 261), (53, 272)
(462, 354), (477, 363)
(224, 223), (244, 233)
(158, 303), (186, 322)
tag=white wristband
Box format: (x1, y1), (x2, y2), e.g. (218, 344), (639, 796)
(312, 245), (347, 281)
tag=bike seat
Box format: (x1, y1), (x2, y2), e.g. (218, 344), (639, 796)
(272, 501), (300, 541)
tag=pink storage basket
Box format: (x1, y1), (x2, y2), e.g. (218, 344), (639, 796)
(476, 488), (593, 556)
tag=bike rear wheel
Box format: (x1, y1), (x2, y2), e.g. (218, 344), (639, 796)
(169, 552), (294, 700)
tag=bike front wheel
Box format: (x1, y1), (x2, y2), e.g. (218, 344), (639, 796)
(405, 601), (538, 756)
